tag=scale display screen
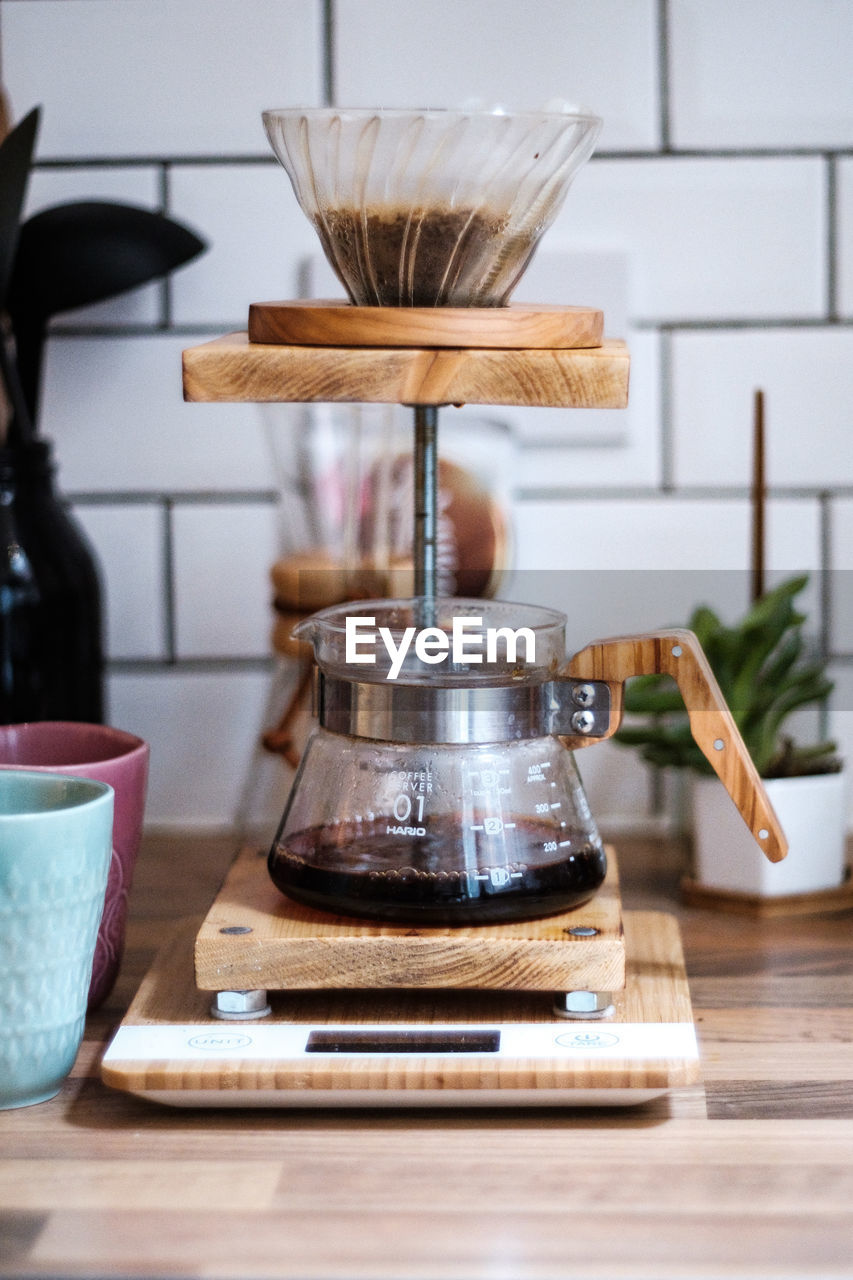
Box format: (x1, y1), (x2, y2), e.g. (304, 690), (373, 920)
(305, 1029), (502, 1054)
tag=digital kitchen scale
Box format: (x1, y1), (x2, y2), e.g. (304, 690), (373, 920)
(101, 845), (702, 1108)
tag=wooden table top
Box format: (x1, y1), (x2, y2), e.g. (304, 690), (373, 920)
(2, 830), (853, 1279)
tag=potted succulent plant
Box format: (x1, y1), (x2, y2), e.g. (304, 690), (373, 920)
(616, 574), (848, 899)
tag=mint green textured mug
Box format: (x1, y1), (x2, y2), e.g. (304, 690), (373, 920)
(0, 770), (113, 1109)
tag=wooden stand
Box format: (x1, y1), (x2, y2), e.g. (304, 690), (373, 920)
(102, 849), (701, 1108)
(194, 845), (626, 997)
(182, 298), (628, 410)
(101, 303), (705, 1108)
(183, 330), (629, 409)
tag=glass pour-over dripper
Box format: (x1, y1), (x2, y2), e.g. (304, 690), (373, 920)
(262, 105), (602, 307)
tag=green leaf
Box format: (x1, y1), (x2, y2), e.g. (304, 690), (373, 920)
(622, 681), (686, 716)
(741, 575), (808, 631)
(687, 605), (723, 648)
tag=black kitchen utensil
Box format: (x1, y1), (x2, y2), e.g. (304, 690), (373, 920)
(7, 199), (206, 429)
(0, 107), (40, 441)
(0, 106), (39, 304)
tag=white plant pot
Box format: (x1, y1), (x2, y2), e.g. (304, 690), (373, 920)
(692, 770), (849, 897)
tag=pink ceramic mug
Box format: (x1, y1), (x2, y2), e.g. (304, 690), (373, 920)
(0, 722), (149, 1009)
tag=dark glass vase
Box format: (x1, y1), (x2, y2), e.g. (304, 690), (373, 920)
(0, 439), (104, 723)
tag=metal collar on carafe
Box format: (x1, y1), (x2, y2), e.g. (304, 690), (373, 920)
(295, 595), (613, 744)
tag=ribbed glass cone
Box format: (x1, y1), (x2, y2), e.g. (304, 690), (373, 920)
(262, 106), (601, 307)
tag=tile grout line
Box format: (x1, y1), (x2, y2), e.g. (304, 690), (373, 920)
(819, 492), (834, 739)
(657, 0), (671, 152)
(323, 0), (335, 106)
(161, 497), (178, 664)
(110, 656), (274, 674)
(827, 154), (839, 321)
(45, 316), (853, 341)
(69, 490), (279, 505)
(159, 162), (172, 329)
(820, 490), (833, 657)
(659, 327), (675, 492)
(30, 146), (853, 169)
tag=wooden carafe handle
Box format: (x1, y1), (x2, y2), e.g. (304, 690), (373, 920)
(564, 629), (787, 863)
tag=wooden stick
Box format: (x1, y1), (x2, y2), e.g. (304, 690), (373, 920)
(751, 388), (765, 603)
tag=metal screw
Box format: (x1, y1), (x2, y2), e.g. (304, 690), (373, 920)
(565, 925), (599, 937)
(219, 925), (253, 935)
(572, 683), (596, 708)
(570, 709), (596, 734)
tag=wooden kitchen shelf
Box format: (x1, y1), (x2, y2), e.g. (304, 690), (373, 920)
(181, 331), (629, 408)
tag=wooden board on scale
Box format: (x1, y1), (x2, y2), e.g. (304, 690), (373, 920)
(193, 845), (626, 994)
(101, 848), (703, 1109)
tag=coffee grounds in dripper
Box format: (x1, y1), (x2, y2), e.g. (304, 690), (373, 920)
(316, 205), (530, 307)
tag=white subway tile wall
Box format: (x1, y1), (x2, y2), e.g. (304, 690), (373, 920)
(168, 165), (319, 326)
(668, 1), (853, 150)
(2, 0), (323, 157)
(555, 156), (827, 324)
(333, 0), (662, 152)
(41, 335), (275, 493)
(107, 670), (276, 829)
(3, 0), (851, 831)
(73, 503), (166, 662)
(171, 502), (279, 658)
(671, 329), (853, 489)
(512, 496), (822, 584)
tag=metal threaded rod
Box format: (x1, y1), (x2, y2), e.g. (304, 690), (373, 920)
(412, 404), (438, 609)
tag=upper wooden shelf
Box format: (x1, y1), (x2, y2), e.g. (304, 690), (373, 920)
(182, 331), (630, 409)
